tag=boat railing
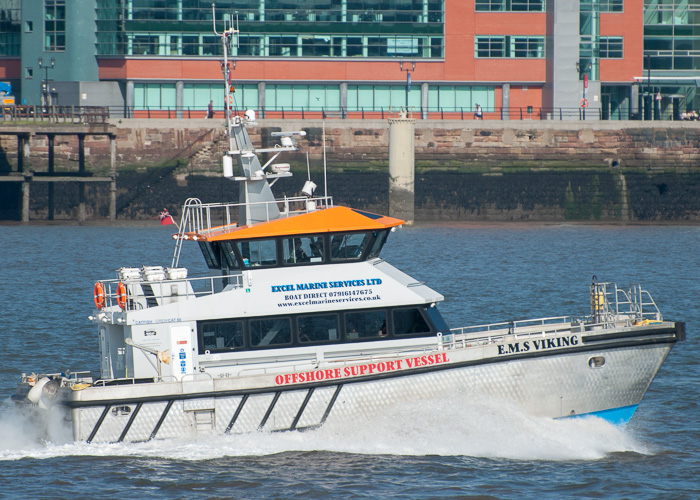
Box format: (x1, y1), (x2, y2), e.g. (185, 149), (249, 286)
(591, 281), (662, 327)
(447, 316), (575, 348)
(100, 272), (243, 311)
(172, 195), (334, 267)
(450, 316), (573, 338)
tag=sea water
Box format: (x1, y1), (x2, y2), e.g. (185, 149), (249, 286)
(0, 223), (697, 499)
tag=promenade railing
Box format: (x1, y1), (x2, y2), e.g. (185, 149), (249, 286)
(0, 105), (110, 124)
(2, 104), (669, 122)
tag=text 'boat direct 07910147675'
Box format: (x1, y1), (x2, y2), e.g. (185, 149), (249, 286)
(12, 11), (686, 443)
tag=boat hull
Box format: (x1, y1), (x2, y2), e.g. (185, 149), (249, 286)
(62, 334), (676, 443)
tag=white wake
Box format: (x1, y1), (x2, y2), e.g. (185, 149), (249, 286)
(0, 395), (650, 462)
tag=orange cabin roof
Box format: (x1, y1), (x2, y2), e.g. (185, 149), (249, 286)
(199, 206), (405, 242)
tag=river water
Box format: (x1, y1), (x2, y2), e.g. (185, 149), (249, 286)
(0, 222), (697, 499)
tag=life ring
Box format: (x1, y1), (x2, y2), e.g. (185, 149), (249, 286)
(94, 282), (105, 310)
(116, 282), (127, 310)
(224, 95), (233, 104)
(580, 98), (589, 108)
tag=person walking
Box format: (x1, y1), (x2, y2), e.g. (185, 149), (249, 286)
(474, 103), (483, 120)
(207, 100), (214, 119)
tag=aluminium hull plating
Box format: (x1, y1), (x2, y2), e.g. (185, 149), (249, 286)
(65, 326), (680, 443)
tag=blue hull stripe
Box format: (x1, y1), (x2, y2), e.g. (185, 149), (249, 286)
(563, 404), (639, 425)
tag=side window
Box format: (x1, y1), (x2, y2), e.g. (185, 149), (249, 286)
(345, 309), (387, 340)
(198, 241), (221, 269)
(237, 239), (277, 267)
(297, 313), (339, 343)
(219, 241), (241, 269)
(330, 232), (372, 261)
(198, 320), (244, 353)
(426, 305), (450, 332)
(368, 230), (389, 259)
(393, 308), (431, 335)
(250, 317), (292, 347)
(283, 235), (324, 265)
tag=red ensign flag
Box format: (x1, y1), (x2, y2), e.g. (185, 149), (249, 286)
(159, 209), (174, 225)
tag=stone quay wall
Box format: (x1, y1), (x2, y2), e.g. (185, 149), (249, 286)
(0, 119), (698, 221)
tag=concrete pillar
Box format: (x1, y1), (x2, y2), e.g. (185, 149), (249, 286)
(421, 82), (429, 119)
(48, 134), (54, 220)
(78, 134), (86, 221)
(630, 85), (639, 119)
(17, 134), (25, 173)
(110, 135), (117, 220)
(176, 80), (184, 119)
(502, 83), (510, 120)
(126, 81), (135, 118)
(22, 174), (31, 223)
(388, 110), (416, 223)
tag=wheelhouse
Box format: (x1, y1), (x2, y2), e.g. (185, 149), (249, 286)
(198, 228), (392, 270)
(192, 206), (404, 271)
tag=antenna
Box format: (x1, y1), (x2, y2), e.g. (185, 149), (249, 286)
(306, 152), (311, 181)
(323, 121), (328, 197)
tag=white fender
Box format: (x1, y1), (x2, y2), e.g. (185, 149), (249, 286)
(26, 377), (60, 409)
(26, 377), (50, 405)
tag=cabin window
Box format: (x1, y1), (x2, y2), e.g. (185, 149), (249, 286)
(393, 308), (431, 335)
(330, 232), (372, 261)
(219, 241), (240, 269)
(198, 241), (221, 269)
(198, 319), (244, 353)
(250, 317), (292, 347)
(425, 306), (450, 332)
(297, 313), (339, 343)
(368, 230), (389, 259)
(238, 239), (277, 267)
(283, 235), (324, 265)
(345, 309), (387, 340)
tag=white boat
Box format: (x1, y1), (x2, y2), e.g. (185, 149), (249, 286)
(12, 13), (685, 443)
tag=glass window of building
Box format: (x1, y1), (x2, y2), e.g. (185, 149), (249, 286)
(264, 84), (341, 111)
(581, 0), (623, 13)
(475, 0), (545, 12)
(0, 1), (21, 56)
(133, 82), (176, 109)
(44, 0), (66, 52)
(600, 37), (624, 58)
(426, 85), (495, 112)
(475, 36), (544, 58)
(94, 0), (444, 58)
(644, 0), (700, 72)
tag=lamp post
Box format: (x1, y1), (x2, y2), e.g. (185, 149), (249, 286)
(38, 57), (55, 112)
(646, 54), (652, 120)
(576, 61), (592, 119)
(399, 60), (415, 109)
